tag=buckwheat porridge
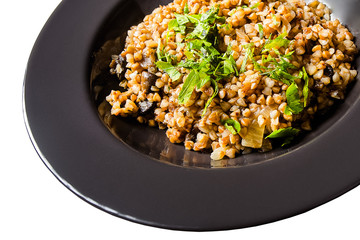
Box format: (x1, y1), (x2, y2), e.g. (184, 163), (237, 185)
(105, 0), (358, 160)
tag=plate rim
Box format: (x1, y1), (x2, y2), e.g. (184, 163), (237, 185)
(23, 0), (360, 231)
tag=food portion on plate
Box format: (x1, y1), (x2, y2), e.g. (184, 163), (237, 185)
(105, 0), (357, 160)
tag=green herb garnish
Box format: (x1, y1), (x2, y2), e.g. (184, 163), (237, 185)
(196, 70), (211, 89)
(253, 33), (300, 85)
(156, 6), (237, 117)
(222, 119), (241, 135)
(175, 13), (190, 25)
(169, 21), (186, 35)
(168, 19), (177, 30)
(228, 8), (237, 16)
(284, 82), (304, 115)
(302, 67), (309, 107)
(264, 67), (299, 85)
(156, 61), (181, 81)
(214, 45), (238, 77)
(258, 23), (264, 39)
(266, 127), (300, 139)
(271, 14), (280, 26)
(184, 2), (189, 14)
(284, 67), (310, 114)
(266, 127), (300, 146)
(249, 2), (260, 9)
(178, 69), (200, 104)
(202, 79), (219, 116)
(239, 32), (311, 117)
(262, 32), (290, 52)
(241, 43), (254, 73)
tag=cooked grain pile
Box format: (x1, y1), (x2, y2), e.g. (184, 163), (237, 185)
(106, 0), (357, 160)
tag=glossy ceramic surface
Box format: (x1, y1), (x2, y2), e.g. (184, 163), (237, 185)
(24, 0), (360, 230)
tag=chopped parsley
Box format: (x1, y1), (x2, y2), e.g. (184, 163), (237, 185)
(202, 79), (219, 116)
(245, 32), (310, 117)
(247, 33), (299, 86)
(175, 13), (189, 25)
(263, 32), (290, 52)
(155, 61), (181, 81)
(241, 43), (254, 73)
(157, 8), (311, 142)
(156, 6), (237, 117)
(284, 67), (310, 115)
(266, 127), (300, 147)
(168, 19), (186, 34)
(184, 2), (189, 14)
(258, 23), (264, 39)
(284, 82), (304, 115)
(271, 14), (280, 26)
(178, 69), (200, 104)
(228, 2), (260, 16)
(249, 2), (260, 10)
(302, 67), (309, 107)
(222, 119), (241, 135)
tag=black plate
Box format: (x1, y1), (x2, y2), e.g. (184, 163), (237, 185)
(23, 0), (360, 231)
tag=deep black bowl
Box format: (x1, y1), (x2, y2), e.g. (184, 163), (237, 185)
(24, 0), (360, 231)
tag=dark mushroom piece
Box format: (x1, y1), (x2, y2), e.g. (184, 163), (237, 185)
(324, 64), (334, 78)
(138, 101), (156, 115)
(185, 125), (200, 142)
(141, 71), (157, 92)
(110, 54), (126, 79)
(305, 39), (317, 54)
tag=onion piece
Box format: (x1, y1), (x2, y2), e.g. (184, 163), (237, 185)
(241, 121), (265, 148)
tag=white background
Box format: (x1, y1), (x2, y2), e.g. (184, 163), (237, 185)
(1, 0), (360, 239)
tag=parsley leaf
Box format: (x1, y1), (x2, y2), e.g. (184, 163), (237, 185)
(250, 2), (260, 9)
(271, 14), (280, 27)
(223, 59), (235, 74)
(283, 68), (310, 115)
(187, 14), (201, 23)
(156, 61), (181, 81)
(168, 19), (179, 30)
(178, 70), (199, 104)
(258, 23), (264, 39)
(157, 6), (238, 116)
(175, 13), (189, 25)
(222, 119), (241, 135)
(266, 127), (300, 139)
(215, 47), (238, 77)
(200, 6), (224, 23)
(264, 68), (299, 85)
(202, 79), (219, 116)
(266, 127), (300, 147)
(191, 23), (211, 40)
(241, 43), (254, 73)
(168, 19), (186, 35)
(196, 71), (211, 89)
(184, 2), (189, 14)
(262, 32), (290, 53)
(257, 36), (299, 85)
(285, 82), (304, 115)
(302, 67), (309, 107)
(156, 42), (165, 61)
